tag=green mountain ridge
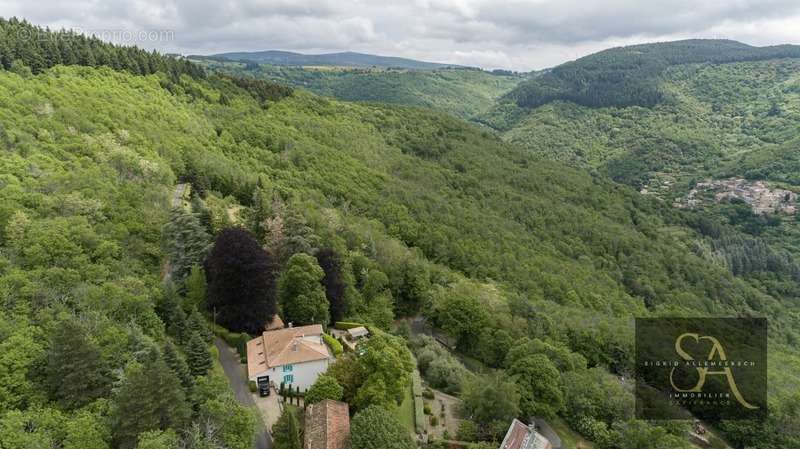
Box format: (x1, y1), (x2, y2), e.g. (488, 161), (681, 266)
(503, 39), (800, 109)
(188, 57), (525, 119)
(198, 50), (463, 70)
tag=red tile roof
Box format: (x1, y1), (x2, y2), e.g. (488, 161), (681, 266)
(304, 400), (350, 449)
(247, 325), (330, 378)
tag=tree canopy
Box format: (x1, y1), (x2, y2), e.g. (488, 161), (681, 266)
(205, 228), (278, 333)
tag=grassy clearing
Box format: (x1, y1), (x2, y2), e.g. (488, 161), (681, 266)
(551, 417), (594, 449)
(396, 382), (416, 435)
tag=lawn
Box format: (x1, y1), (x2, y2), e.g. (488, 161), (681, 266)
(396, 382), (416, 435)
(551, 417), (594, 449)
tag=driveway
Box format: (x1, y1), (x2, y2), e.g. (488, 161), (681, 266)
(215, 338), (272, 449)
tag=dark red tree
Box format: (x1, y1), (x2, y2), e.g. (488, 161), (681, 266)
(316, 247), (348, 323)
(205, 228), (277, 333)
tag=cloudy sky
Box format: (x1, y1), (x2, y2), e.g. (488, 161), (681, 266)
(2, 0), (800, 70)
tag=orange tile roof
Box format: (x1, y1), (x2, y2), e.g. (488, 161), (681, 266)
(247, 324), (330, 378)
(304, 400), (350, 449)
(265, 315), (285, 331)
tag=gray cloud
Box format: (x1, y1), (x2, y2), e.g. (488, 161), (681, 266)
(1, 0), (799, 70)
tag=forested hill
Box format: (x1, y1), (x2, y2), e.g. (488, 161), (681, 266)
(1, 23), (799, 449)
(188, 57), (524, 119)
(200, 50), (460, 69)
(504, 39), (800, 109)
(0, 17), (203, 78)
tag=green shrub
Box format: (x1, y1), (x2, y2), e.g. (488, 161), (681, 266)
(422, 388), (435, 400)
(430, 415), (439, 426)
(322, 333), (343, 356)
(423, 404), (431, 415)
(248, 381), (257, 393)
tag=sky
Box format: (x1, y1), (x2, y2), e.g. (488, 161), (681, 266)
(2, 0), (800, 71)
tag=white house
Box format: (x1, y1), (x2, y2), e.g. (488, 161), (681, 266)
(247, 324), (333, 391)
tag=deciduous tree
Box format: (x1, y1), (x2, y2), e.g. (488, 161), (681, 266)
(304, 374), (344, 405)
(350, 406), (414, 449)
(205, 228), (277, 333)
(279, 253), (329, 326)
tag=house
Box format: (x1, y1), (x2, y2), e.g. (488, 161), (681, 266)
(499, 419), (552, 449)
(247, 324), (333, 391)
(304, 399), (350, 449)
(265, 314), (285, 332)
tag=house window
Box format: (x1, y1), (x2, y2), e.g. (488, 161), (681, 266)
(283, 374), (294, 384)
(282, 364), (293, 372)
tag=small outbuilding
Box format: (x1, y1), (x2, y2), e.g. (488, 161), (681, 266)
(304, 399), (350, 449)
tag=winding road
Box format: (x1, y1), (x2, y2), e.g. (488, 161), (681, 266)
(215, 338), (272, 449)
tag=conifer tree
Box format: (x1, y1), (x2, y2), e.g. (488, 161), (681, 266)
(186, 309), (213, 343)
(45, 318), (110, 410)
(316, 248), (348, 323)
(272, 406), (301, 449)
(282, 208), (320, 259)
(162, 341), (194, 397)
(162, 208), (211, 284)
(157, 285), (188, 344)
(112, 349), (190, 449)
(186, 331), (212, 378)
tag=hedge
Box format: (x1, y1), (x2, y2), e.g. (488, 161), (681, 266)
(412, 370), (425, 433)
(212, 323), (250, 362)
(333, 321), (366, 330)
(322, 333), (343, 356)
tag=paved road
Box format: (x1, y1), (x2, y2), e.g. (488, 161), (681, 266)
(215, 338), (272, 449)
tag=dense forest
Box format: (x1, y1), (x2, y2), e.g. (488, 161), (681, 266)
(1, 20), (799, 449)
(504, 39), (800, 109)
(197, 50), (459, 70)
(0, 18), (203, 78)
(189, 58), (524, 119)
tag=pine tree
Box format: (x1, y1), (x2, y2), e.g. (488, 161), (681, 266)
(157, 285), (188, 344)
(186, 331), (212, 378)
(187, 309), (213, 343)
(45, 318), (110, 410)
(282, 207), (320, 260)
(272, 406), (301, 449)
(162, 341), (194, 397)
(112, 349), (190, 449)
(162, 208), (211, 284)
(316, 248), (348, 323)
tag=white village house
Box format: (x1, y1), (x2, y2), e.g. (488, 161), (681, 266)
(246, 324), (333, 391)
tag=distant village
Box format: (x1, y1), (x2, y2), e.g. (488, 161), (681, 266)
(674, 177), (797, 215)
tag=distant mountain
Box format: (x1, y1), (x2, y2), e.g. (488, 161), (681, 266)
(191, 58), (523, 119)
(196, 50), (464, 70)
(504, 39), (800, 109)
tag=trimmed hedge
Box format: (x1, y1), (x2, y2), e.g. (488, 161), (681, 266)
(212, 323), (250, 362)
(333, 321), (366, 330)
(412, 370), (425, 433)
(322, 333), (343, 356)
